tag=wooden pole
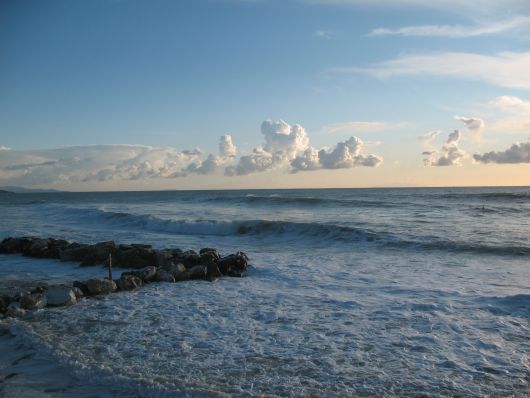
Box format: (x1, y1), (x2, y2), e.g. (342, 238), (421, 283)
(108, 253), (113, 280)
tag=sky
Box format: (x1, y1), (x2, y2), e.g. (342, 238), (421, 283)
(1, 0), (530, 191)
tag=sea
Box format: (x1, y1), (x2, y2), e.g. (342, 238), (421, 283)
(0, 187), (529, 397)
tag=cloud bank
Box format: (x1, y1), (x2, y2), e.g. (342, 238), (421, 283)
(0, 121), (383, 187)
(422, 130), (467, 166)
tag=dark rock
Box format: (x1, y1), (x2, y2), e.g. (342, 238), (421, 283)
(155, 269), (175, 283)
(71, 287), (84, 299)
(20, 292), (47, 310)
(116, 274), (144, 291)
(85, 278), (117, 296)
(6, 302), (26, 317)
(0, 237), (33, 254)
(73, 280), (90, 296)
(180, 250), (201, 268)
(155, 249), (175, 268)
(60, 243), (91, 262)
(218, 251), (249, 277)
(80, 241), (116, 266)
(30, 285), (48, 294)
(122, 266), (157, 283)
(23, 238), (50, 258)
(0, 295), (10, 313)
(167, 263), (189, 282)
(113, 244), (156, 269)
(199, 247), (221, 260)
(46, 286), (77, 306)
(187, 265), (207, 280)
(204, 260), (222, 281)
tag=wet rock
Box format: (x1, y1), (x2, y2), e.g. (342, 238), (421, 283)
(46, 286), (77, 306)
(6, 302), (26, 317)
(205, 260), (222, 281)
(23, 238), (50, 258)
(30, 285), (48, 294)
(19, 292), (47, 310)
(113, 244), (156, 269)
(72, 287), (84, 299)
(122, 266), (157, 283)
(73, 280), (90, 296)
(60, 243), (91, 262)
(217, 251), (249, 277)
(155, 249), (175, 268)
(199, 247), (221, 261)
(187, 265), (207, 280)
(80, 241), (116, 266)
(0, 295), (10, 313)
(180, 250), (201, 268)
(0, 237), (33, 254)
(155, 269), (175, 283)
(116, 274), (144, 291)
(85, 278), (117, 296)
(167, 263), (189, 282)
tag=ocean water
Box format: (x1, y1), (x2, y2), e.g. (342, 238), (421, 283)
(0, 187), (529, 397)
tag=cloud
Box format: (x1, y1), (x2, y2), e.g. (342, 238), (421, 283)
(0, 146), (11, 151)
(219, 134), (237, 157)
(332, 51), (530, 90)
(226, 119), (383, 175)
(314, 30), (333, 39)
(418, 130), (442, 145)
(487, 95), (530, 133)
(369, 16), (530, 38)
(423, 130), (467, 166)
(324, 121), (401, 134)
(455, 115), (485, 141)
(473, 140), (530, 164)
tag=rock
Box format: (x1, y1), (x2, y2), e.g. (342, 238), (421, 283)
(6, 302), (26, 317)
(0, 295), (10, 313)
(199, 248), (221, 262)
(155, 269), (175, 283)
(19, 292), (47, 310)
(167, 263), (189, 282)
(204, 260), (222, 281)
(72, 287), (84, 299)
(0, 237), (33, 254)
(23, 238), (49, 258)
(116, 274), (144, 291)
(73, 280), (90, 296)
(80, 241), (116, 266)
(122, 266), (157, 283)
(218, 251), (249, 277)
(113, 244), (156, 269)
(85, 278), (117, 296)
(30, 285), (48, 294)
(60, 243), (91, 262)
(155, 249), (175, 268)
(46, 286), (77, 306)
(180, 250), (201, 268)
(187, 265), (207, 280)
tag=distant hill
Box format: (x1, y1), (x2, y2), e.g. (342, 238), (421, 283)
(0, 186), (63, 193)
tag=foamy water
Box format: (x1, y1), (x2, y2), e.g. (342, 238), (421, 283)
(1, 188), (530, 396)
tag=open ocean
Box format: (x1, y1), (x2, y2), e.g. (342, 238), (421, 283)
(1, 187), (529, 397)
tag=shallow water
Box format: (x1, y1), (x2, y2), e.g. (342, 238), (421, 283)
(1, 188), (530, 396)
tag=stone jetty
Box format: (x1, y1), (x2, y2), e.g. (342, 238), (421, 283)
(0, 236), (249, 318)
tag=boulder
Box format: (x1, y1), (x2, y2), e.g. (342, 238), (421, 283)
(23, 238), (50, 258)
(116, 274), (144, 291)
(199, 248), (221, 262)
(0, 295), (10, 313)
(167, 263), (189, 282)
(60, 243), (91, 262)
(187, 265), (207, 280)
(73, 280), (90, 296)
(180, 250), (201, 268)
(0, 237), (33, 254)
(6, 302), (26, 317)
(113, 244), (156, 268)
(80, 241), (115, 266)
(85, 278), (117, 296)
(19, 292), (47, 310)
(218, 251), (249, 277)
(122, 266), (157, 283)
(46, 286), (77, 306)
(155, 249), (175, 268)
(155, 269), (175, 283)
(72, 287), (84, 299)
(205, 260), (222, 281)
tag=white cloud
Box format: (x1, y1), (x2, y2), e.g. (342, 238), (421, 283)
(473, 140), (530, 164)
(455, 115), (485, 141)
(0, 146), (11, 151)
(369, 16), (530, 38)
(219, 134), (237, 157)
(488, 95), (530, 133)
(324, 121), (400, 134)
(418, 130), (442, 146)
(423, 130), (467, 166)
(332, 51), (530, 90)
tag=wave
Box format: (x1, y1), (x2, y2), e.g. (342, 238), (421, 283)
(37, 205), (530, 257)
(439, 192), (530, 200)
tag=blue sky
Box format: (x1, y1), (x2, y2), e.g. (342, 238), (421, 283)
(1, 0), (530, 190)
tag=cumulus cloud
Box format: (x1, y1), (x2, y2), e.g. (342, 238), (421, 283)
(332, 51), (530, 90)
(418, 130), (442, 145)
(423, 130), (467, 166)
(219, 134), (237, 157)
(455, 115), (485, 141)
(473, 140), (530, 164)
(226, 119), (383, 175)
(487, 95), (530, 133)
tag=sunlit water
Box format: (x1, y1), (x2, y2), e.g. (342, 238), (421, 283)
(1, 188), (529, 397)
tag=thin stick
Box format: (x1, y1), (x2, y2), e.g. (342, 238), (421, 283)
(108, 253), (113, 280)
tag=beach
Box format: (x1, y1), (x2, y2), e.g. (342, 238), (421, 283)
(1, 187), (529, 397)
